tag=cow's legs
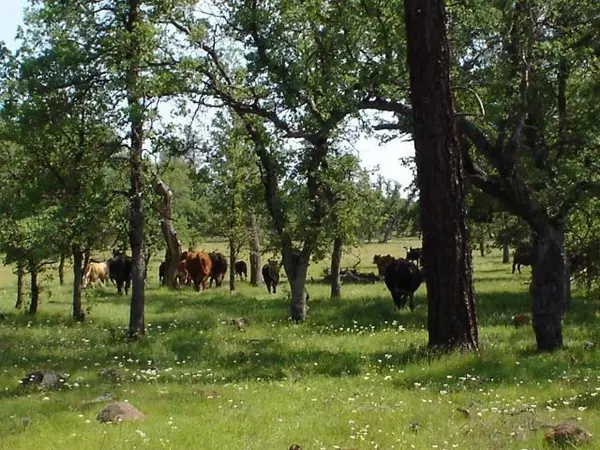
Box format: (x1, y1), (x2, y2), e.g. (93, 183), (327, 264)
(116, 280), (123, 295)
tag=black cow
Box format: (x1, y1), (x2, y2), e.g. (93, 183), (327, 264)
(512, 246), (534, 274)
(405, 247), (423, 266)
(262, 260), (281, 294)
(384, 258), (424, 310)
(108, 252), (132, 295)
(234, 261), (248, 281)
(209, 252), (228, 287)
(158, 261), (165, 285)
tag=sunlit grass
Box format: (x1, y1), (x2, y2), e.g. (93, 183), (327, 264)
(0, 239), (598, 449)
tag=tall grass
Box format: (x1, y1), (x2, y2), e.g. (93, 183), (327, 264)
(0, 239), (598, 449)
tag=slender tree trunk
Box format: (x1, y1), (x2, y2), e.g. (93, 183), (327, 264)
(83, 248), (91, 276)
(126, 0), (145, 338)
(502, 241), (510, 263)
(58, 253), (65, 286)
(330, 236), (342, 299)
(479, 238), (485, 257)
(229, 237), (236, 293)
(72, 247), (85, 322)
(284, 250), (310, 322)
(404, 0), (478, 351)
(28, 263), (39, 315)
(530, 225), (567, 351)
(155, 179), (182, 287)
(248, 214), (262, 286)
(15, 260), (24, 310)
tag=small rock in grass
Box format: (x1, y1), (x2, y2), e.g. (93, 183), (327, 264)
(544, 422), (592, 447)
(98, 367), (125, 382)
(20, 370), (65, 389)
(96, 402), (145, 423)
(288, 445), (301, 450)
(198, 389), (219, 399)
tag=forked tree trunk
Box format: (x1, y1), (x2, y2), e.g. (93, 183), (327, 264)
(502, 241), (510, 263)
(28, 263), (39, 315)
(155, 179), (181, 287)
(248, 214), (262, 286)
(404, 0), (478, 350)
(126, 0), (145, 339)
(58, 253), (65, 286)
(15, 260), (24, 309)
(330, 236), (342, 299)
(530, 225), (567, 351)
(72, 247), (85, 322)
(229, 237), (236, 293)
(283, 251), (310, 322)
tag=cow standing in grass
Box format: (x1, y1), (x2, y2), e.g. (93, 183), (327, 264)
(108, 253), (132, 295)
(512, 246), (534, 274)
(209, 252), (228, 287)
(262, 260), (281, 294)
(384, 258), (425, 310)
(183, 251), (212, 292)
(83, 261), (110, 288)
(234, 261), (248, 281)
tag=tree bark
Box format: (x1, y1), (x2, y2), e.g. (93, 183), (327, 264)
(28, 262), (39, 315)
(126, 0), (145, 338)
(283, 251), (310, 322)
(404, 0), (478, 351)
(248, 214), (262, 286)
(155, 179), (181, 287)
(330, 236), (342, 299)
(72, 247), (85, 322)
(15, 260), (24, 309)
(530, 225), (567, 350)
(502, 241), (510, 263)
(229, 237), (236, 293)
(58, 253), (65, 286)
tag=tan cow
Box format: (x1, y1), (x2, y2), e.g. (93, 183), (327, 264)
(83, 261), (110, 288)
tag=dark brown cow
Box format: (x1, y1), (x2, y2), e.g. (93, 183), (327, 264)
(183, 251), (212, 292)
(512, 246), (534, 274)
(262, 259), (281, 294)
(176, 259), (190, 286)
(405, 247), (423, 266)
(209, 252), (228, 287)
(234, 261), (248, 281)
(107, 253), (132, 295)
(384, 258), (424, 310)
(373, 254), (395, 279)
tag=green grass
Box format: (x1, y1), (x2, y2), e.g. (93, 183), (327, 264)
(1, 239), (599, 449)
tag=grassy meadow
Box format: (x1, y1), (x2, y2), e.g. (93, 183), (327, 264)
(0, 239), (599, 449)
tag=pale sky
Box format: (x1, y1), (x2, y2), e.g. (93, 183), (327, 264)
(0, 0), (415, 190)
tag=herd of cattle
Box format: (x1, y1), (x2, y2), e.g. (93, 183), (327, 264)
(83, 249), (282, 295)
(82, 244), (546, 310)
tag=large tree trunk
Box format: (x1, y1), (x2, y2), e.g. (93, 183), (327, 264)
(15, 260), (24, 310)
(248, 214), (262, 286)
(229, 237), (236, 293)
(404, 0), (478, 351)
(155, 179), (181, 287)
(283, 250), (310, 322)
(28, 263), (39, 315)
(330, 236), (342, 299)
(530, 225), (567, 351)
(72, 247), (85, 322)
(502, 241), (510, 263)
(58, 253), (65, 286)
(126, 0), (145, 338)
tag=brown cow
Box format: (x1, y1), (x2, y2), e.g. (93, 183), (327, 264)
(372, 254), (395, 280)
(183, 251), (212, 291)
(83, 261), (110, 288)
